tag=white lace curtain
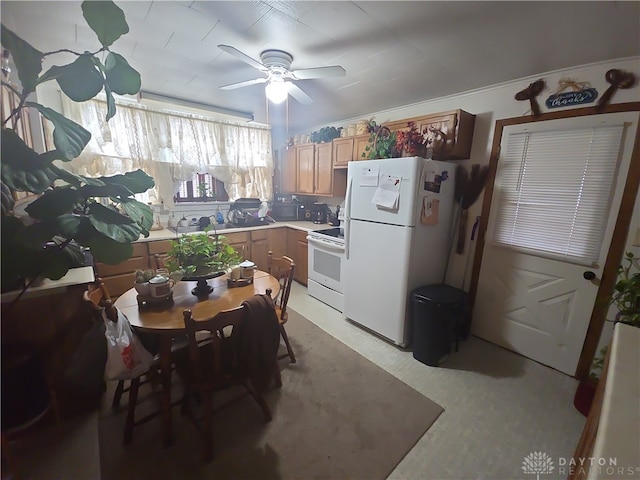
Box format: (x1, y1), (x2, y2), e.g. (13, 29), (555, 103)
(54, 96), (273, 206)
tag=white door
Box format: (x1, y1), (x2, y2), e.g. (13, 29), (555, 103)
(473, 112), (639, 375)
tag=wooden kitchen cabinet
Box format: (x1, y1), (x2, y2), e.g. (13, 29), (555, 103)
(289, 143), (346, 197)
(296, 144), (315, 194)
(224, 231), (251, 261)
(314, 142), (333, 195)
(147, 239), (174, 256)
(386, 109), (476, 160)
(353, 134), (370, 161)
(94, 243), (149, 297)
(333, 137), (354, 168)
(281, 146), (297, 193)
(250, 229), (269, 271)
(333, 134), (370, 167)
(269, 227), (288, 257)
(287, 228), (308, 285)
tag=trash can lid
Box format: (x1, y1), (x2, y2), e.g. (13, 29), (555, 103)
(411, 284), (467, 305)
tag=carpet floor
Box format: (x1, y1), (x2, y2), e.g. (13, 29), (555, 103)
(98, 309), (443, 479)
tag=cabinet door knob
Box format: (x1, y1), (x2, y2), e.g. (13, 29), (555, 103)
(583, 271), (596, 280)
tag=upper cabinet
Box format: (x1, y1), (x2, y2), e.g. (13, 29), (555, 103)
(282, 146), (297, 193)
(314, 142), (334, 195)
(333, 134), (370, 168)
(282, 143), (346, 197)
(386, 109), (476, 161)
(296, 144), (315, 194)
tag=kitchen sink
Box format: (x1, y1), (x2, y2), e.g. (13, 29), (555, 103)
(168, 223), (232, 234)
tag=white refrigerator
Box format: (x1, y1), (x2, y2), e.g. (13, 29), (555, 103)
(343, 156), (456, 347)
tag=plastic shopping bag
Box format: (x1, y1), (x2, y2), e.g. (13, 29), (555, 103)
(103, 309), (154, 381)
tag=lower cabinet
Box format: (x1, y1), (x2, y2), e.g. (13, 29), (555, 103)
(287, 228), (308, 285)
(94, 243), (148, 297)
(268, 228), (287, 257)
(250, 229), (269, 271)
(224, 232), (251, 262)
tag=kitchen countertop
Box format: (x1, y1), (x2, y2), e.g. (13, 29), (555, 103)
(1, 266), (95, 303)
(137, 221), (326, 242)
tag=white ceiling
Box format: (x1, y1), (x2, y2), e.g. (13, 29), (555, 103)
(2, 1), (639, 132)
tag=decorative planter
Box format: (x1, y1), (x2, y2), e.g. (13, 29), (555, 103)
(134, 282), (151, 296)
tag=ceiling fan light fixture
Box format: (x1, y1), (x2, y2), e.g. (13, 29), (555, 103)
(265, 78), (288, 104)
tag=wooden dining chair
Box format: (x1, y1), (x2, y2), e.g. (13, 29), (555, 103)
(83, 278), (182, 445)
(153, 253), (170, 271)
(178, 305), (274, 462)
(83, 278), (163, 444)
(84, 279), (133, 410)
(266, 251), (296, 363)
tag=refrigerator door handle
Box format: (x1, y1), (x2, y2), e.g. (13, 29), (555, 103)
(344, 175), (353, 260)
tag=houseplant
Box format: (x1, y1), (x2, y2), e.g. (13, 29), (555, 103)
(362, 119), (398, 159)
(1, 0), (154, 296)
(165, 227), (241, 295)
(133, 269), (155, 296)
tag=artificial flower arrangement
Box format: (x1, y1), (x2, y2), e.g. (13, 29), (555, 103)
(362, 119), (433, 159)
(395, 121), (432, 158)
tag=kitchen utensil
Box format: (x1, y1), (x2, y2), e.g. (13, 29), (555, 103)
(198, 216), (211, 230)
(148, 275), (175, 298)
(239, 260), (256, 279)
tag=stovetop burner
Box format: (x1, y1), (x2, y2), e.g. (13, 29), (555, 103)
(312, 227), (343, 239)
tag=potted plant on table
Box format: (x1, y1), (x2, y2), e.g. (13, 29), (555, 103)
(133, 269), (155, 296)
(165, 227), (242, 296)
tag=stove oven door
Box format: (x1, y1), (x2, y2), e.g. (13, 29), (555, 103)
(307, 237), (344, 294)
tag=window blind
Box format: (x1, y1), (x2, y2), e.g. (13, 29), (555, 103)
(493, 124), (624, 265)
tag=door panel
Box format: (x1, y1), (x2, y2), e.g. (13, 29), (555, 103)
(473, 111), (639, 375)
(315, 143), (333, 194)
(297, 144), (314, 194)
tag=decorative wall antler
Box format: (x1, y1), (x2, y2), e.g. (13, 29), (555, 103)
(515, 79), (545, 116)
(596, 69), (636, 110)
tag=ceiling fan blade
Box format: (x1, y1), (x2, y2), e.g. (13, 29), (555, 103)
(291, 65), (346, 80)
(218, 44), (267, 71)
(220, 77), (268, 90)
(287, 82), (313, 105)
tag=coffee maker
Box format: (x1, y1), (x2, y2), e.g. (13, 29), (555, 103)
(311, 202), (327, 224)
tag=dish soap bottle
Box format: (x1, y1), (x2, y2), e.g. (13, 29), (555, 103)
(216, 206), (224, 224)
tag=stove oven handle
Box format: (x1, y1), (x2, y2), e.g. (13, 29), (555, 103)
(306, 236), (345, 252)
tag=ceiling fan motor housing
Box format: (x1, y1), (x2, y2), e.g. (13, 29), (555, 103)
(260, 49), (294, 75)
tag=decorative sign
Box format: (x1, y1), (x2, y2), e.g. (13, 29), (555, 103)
(545, 78), (598, 109)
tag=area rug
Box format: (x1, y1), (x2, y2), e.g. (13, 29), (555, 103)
(98, 309), (443, 480)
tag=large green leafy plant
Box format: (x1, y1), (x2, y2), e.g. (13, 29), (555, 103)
(362, 119), (399, 159)
(1, 1), (154, 293)
(166, 228), (242, 278)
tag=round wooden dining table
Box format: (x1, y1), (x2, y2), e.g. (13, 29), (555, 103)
(114, 270), (280, 447)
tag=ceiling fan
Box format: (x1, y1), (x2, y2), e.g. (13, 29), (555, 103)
(218, 44), (346, 105)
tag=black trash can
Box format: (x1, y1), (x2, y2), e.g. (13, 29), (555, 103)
(411, 284), (468, 366)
